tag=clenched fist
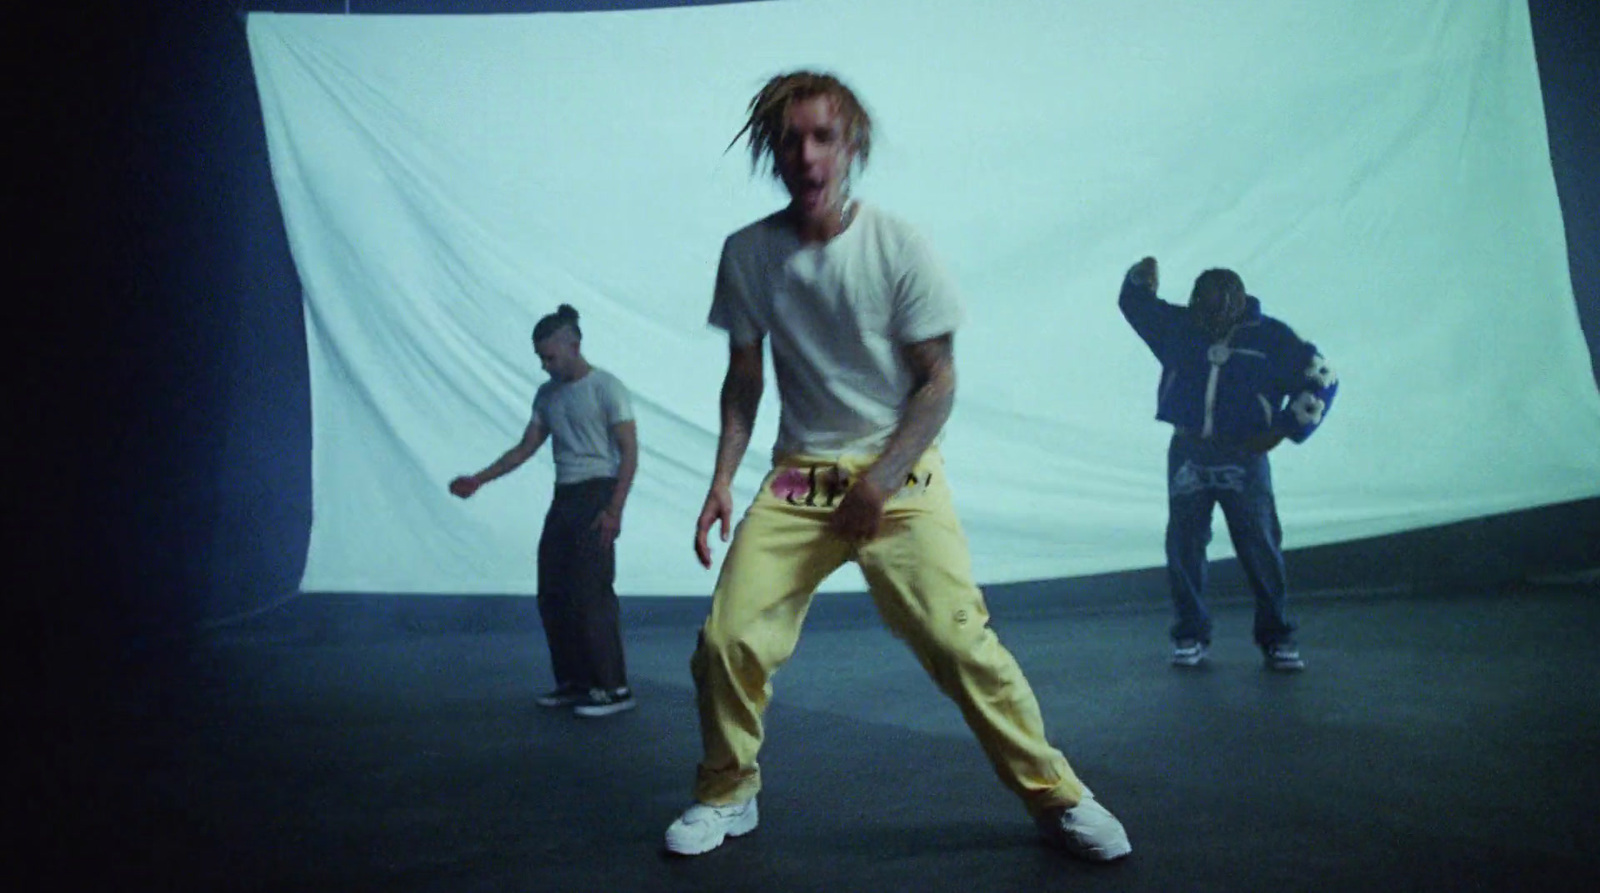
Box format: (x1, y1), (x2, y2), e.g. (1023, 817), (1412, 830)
(1128, 256), (1159, 292)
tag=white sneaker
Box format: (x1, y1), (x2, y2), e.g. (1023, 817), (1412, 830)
(1035, 791), (1132, 861)
(663, 799), (759, 855)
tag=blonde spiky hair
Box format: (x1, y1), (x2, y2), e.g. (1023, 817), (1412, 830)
(728, 70), (873, 178)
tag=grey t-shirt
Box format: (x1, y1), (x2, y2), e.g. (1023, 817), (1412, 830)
(532, 367), (634, 484)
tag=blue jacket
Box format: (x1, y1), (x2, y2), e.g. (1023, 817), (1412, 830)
(1119, 274), (1338, 444)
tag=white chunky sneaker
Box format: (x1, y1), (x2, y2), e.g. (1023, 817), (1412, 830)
(1035, 791), (1132, 861)
(663, 799), (759, 855)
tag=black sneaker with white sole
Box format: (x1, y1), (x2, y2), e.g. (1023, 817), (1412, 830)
(1171, 639), (1208, 667)
(1263, 642), (1305, 672)
(534, 685), (585, 708)
(572, 687), (636, 717)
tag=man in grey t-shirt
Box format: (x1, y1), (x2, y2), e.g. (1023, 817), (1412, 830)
(450, 304), (639, 718)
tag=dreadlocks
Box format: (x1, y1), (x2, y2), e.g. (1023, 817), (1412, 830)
(1189, 269), (1247, 337)
(728, 71), (873, 177)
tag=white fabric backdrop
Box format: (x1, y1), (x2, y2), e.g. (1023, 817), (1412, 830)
(247, 0), (1600, 596)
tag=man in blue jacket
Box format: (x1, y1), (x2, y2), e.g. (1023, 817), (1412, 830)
(1119, 257), (1338, 671)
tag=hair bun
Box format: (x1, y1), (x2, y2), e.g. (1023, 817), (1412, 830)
(557, 304), (579, 321)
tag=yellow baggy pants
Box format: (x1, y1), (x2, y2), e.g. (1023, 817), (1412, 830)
(690, 450), (1086, 815)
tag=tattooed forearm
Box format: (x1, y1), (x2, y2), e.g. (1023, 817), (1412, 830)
(712, 343), (764, 489)
(863, 334), (956, 493)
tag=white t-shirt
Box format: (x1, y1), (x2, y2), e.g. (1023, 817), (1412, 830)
(532, 367), (634, 484)
(709, 202), (965, 459)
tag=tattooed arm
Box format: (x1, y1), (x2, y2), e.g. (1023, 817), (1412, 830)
(830, 333), (956, 541)
(694, 339), (765, 567)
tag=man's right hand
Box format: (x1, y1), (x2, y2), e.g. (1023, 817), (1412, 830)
(1128, 256), (1159, 292)
(448, 475), (481, 499)
(694, 485), (734, 569)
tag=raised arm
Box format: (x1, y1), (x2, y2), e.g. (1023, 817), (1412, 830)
(831, 333), (956, 541)
(1118, 256), (1182, 356)
(694, 339), (765, 567)
(449, 416), (549, 498)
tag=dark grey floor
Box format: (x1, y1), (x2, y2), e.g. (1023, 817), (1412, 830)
(99, 583), (1600, 892)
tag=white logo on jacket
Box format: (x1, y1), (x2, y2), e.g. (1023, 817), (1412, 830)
(1305, 354), (1337, 388)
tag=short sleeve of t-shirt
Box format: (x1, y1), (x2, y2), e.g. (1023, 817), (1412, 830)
(532, 386), (553, 429)
(598, 371), (635, 426)
(890, 227), (965, 345)
(708, 237), (764, 347)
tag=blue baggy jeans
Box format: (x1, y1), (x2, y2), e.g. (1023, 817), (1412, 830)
(1165, 432), (1297, 648)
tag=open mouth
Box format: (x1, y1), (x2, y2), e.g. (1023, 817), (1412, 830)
(798, 180), (827, 207)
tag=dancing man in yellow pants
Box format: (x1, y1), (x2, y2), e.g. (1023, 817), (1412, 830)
(662, 71), (1131, 863)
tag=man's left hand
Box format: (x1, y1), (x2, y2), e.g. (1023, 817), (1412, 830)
(828, 476), (889, 542)
(593, 509), (623, 547)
